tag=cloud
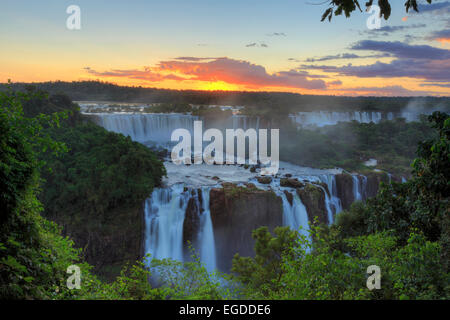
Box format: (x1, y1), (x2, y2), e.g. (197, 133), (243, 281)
(304, 53), (390, 62)
(246, 42), (268, 48)
(85, 67), (186, 82)
(302, 58), (450, 82)
(417, 1), (450, 14)
(420, 82), (450, 88)
(350, 40), (450, 59)
(361, 23), (426, 36)
(267, 32), (286, 37)
(173, 57), (217, 61)
(335, 85), (437, 96)
(403, 34), (418, 43)
(426, 29), (450, 43)
(85, 57), (327, 90)
(300, 40), (450, 83)
(327, 80), (342, 86)
(156, 57), (326, 89)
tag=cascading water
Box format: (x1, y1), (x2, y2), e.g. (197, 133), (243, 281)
(291, 111), (383, 127)
(144, 184), (188, 262)
(232, 115), (260, 131)
(361, 175), (368, 201)
(197, 187), (217, 272)
(280, 191), (310, 239)
(352, 175), (363, 202)
(90, 113), (198, 144)
(144, 184), (217, 272)
(290, 110), (430, 128)
(319, 175), (342, 223)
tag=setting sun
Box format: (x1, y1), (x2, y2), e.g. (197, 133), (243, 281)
(200, 81), (238, 91)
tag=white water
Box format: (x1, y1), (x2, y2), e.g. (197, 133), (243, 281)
(87, 107), (391, 271)
(144, 185), (188, 262)
(290, 111), (431, 128)
(352, 175), (363, 202)
(197, 187), (217, 272)
(91, 113), (198, 144)
(144, 184), (217, 272)
(280, 191), (310, 241)
(319, 174), (342, 223)
(361, 175), (368, 200)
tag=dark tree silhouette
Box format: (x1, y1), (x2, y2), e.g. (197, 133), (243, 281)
(321, 0), (433, 22)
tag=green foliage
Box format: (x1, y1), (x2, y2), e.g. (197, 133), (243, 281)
(321, 0), (432, 22)
(40, 123), (166, 217)
(0, 85), (85, 299)
(148, 103), (193, 114)
(280, 117), (436, 176)
(232, 112), (449, 300)
(26, 92), (167, 278)
(231, 226), (301, 298)
(232, 226), (448, 300)
(4, 81), (448, 113)
(335, 113), (448, 244)
(149, 250), (238, 300)
(1, 83), (448, 300)
(192, 105), (233, 119)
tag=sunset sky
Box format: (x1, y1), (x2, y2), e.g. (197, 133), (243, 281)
(1, 0), (449, 96)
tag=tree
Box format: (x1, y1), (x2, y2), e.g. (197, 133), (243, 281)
(231, 226), (300, 298)
(321, 0), (433, 22)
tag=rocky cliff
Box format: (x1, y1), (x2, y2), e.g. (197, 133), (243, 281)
(209, 183), (283, 271)
(335, 173), (355, 210)
(49, 202), (144, 281)
(297, 183), (329, 225)
(365, 171), (390, 199)
(335, 172), (389, 210)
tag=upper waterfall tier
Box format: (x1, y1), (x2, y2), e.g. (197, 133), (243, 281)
(89, 113), (199, 144)
(289, 110), (432, 127)
(86, 112), (261, 145)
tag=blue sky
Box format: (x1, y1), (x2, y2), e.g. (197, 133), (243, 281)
(0, 0), (449, 95)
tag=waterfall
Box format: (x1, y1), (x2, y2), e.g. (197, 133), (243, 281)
(319, 175), (343, 223)
(290, 110), (431, 128)
(361, 175), (368, 201)
(290, 111), (383, 127)
(197, 187), (217, 272)
(352, 175), (362, 201)
(232, 115), (260, 130)
(280, 191), (310, 240)
(90, 113), (198, 144)
(144, 184), (188, 262)
(144, 184), (217, 272)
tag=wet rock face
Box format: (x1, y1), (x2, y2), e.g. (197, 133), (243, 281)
(335, 172), (389, 210)
(183, 196), (201, 249)
(280, 178), (304, 188)
(297, 184), (328, 225)
(365, 172), (390, 199)
(284, 190), (293, 206)
(256, 176), (272, 184)
(209, 184), (283, 271)
(335, 173), (355, 210)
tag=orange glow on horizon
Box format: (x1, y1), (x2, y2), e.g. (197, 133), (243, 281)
(437, 38), (450, 44)
(199, 81), (239, 91)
